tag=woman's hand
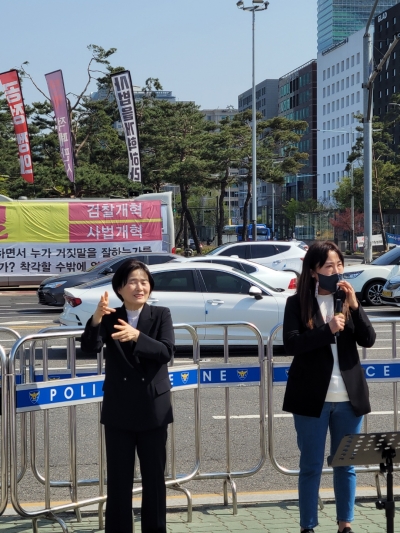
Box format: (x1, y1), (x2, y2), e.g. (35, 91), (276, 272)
(337, 280), (359, 310)
(111, 319), (140, 343)
(91, 291), (116, 326)
(328, 314), (345, 334)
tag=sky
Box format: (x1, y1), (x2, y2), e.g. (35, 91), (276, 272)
(0, 0), (317, 110)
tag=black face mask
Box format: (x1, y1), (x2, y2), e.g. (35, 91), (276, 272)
(317, 272), (341, 294)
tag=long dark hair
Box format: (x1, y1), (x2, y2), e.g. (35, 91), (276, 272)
(297, 241), (345, 329)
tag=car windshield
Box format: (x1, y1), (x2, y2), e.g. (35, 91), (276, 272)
(85, 258), (113, 272)
(232, 268), (279, 293)
(207, 244), (233, 255)
(371, 247), (400, 265)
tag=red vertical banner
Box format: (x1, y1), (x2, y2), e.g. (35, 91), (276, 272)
(0, 70), (34, 183)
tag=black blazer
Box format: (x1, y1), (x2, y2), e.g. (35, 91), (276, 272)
(80, 304), (175, 431)
(282, 293), (376, 418)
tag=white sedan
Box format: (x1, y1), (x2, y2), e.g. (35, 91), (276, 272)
(60, 262), (289, 346)
(170, 256), (297, 292)
(343, 246), (400, 306)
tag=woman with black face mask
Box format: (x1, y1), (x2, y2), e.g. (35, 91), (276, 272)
(282, 241), (376, 533)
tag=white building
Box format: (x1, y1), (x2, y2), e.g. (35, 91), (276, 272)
(317, 28), (364, 203)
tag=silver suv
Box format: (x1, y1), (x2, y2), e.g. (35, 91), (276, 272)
(207, 241), (306, 274)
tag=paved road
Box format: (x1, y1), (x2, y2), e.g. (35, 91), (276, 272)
(1, 289), (400, 506)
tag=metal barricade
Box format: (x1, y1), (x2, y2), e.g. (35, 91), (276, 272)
(189, 321), (266, 515)
(0, 327), (22, 517)
(8, 324), (201, 531)
(267, 318), (400, 483)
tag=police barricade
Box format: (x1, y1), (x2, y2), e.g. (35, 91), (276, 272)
(8, 325), (201, 531)
(188, 321), (266, 516)
(267, 318), (400, 492)
(0, 327), (22, 517)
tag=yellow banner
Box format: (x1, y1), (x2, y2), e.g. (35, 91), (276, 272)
(0, 203), (69, 243)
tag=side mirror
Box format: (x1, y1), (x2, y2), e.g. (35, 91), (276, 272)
(101, 267), (113, 275)
(249, 286), (263, 300)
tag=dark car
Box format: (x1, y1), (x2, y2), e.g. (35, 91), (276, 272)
(37, 252), (179, 306)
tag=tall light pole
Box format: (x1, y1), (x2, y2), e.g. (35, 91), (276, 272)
(237, 0), (269, 241)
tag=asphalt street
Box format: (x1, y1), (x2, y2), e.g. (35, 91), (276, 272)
(0, 278), (400, 508)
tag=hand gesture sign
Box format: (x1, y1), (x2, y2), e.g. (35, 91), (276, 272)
(91, 291), (116, 326)
(111, 319), (140, 343)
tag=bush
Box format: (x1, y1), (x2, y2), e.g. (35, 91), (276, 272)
(345, 250), (351, 255)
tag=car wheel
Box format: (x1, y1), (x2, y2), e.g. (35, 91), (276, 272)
(364, 280), (384, 306)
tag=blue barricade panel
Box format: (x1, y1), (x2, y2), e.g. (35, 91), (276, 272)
(272, 359), (400, 385)
(16, 365), (198, 412)
(199, 364), (261, 387)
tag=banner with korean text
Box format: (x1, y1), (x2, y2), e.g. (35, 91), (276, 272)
(0, 200), (162, 276)
(0, 70), (34, 183)
(45, 70), (75, 182)
(111, 71), (141, 182)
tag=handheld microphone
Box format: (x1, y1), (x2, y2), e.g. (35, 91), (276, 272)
(334, 289), (345, 337)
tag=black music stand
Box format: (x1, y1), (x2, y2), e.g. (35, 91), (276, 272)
(329, 431), (400, 533)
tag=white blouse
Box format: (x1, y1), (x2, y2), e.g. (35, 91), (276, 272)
(316, 294), (349, 402)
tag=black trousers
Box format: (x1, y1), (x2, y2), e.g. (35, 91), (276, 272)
(104, 424), (168, 533)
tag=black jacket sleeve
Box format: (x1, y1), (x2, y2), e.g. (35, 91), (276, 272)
(80, 317), (106, 354)
(134, 308), (175, 364)
(349, 304), (376, 348)
(283, 295), (336, 356)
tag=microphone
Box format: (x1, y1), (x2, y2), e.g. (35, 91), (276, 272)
(334, 289), (346, 337)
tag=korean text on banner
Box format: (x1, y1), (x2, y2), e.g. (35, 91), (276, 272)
(0, 200), (163, 277)
(45, 70), (75, 183)
(0, 70), (34, 183)
(111, 71), (141, 182)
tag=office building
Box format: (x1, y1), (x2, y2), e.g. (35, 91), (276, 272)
(317, 28), (364, 203)
(278, 60), (318, 202)
(238, 79), (278, 118)
(201, 108), (238, 124)
(318, 0), (399, 53)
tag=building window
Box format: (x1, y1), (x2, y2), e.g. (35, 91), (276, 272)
(323, 157), (326, 167)
(394, 86), (396, 93)
(323, 70), (326, 81)
(323, 174), (326, 184)
(394, 17), (397, 25)
(356, 91), (360, 103)
(346, 58), (350, 69)
(351, 74), (354, 86)
(327, 156), (330, 166)
(332, 137), (335, 148)
(323, 104), (326, 115)
(336, 81), (339, 92)
(341, 60), (344, 72)
(332, 83), (335, 94)
(332, 65), (335, 76)
(327, 86), (330, 96)
(323, 191), (326, 200)
(323, 87), (326, 98)
(351, 93), (354, 105)
(341, 97), (344, 108)
(327, 103), (330, 113)
(346, 95), (349, 107)
(332, 173), (335, 183)
(341, 152), (345, 163)
(341, 79), (344, 90)
(323, 139), (326, 149)
(341, 134), (344, 145)
(351, 55), (355, 67)
(327, 138), (331, 149)
(327, 68), (330, 78)
(346, 114), (349, 125)
(323, 122), (326, 129)
(328, 173), (330, 183)
(346, 77), (349, 88)
(356, 72), (360, 83)
(341, 116), (344, 126)
(394, 69), (396, 77)
(332, 101), (335, 111)
(357, 53), (360, 64)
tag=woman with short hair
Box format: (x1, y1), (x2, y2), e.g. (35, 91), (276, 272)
(81, 259), (175, 533)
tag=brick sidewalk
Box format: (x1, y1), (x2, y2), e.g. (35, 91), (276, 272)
(0, 499), (396, 533)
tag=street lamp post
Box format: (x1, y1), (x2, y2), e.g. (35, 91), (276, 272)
(237, 0), (269, 241)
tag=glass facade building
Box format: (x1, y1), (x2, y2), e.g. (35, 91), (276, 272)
(318, 0), (399, 53)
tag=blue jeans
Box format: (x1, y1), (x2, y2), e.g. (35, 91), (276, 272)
(293, 402), (363, 530)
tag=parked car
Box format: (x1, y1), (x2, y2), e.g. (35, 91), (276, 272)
(207, 241), (306, 275)
(170, 256), (297, 292)
(60, 262), (289, 346)
(380, 274), (400, 306)
(37, 252), (179, 307)
(343, 246), (400, 306)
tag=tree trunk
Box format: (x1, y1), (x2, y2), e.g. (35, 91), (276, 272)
(180, 183), (202, 253)
(218, 174), (228, 246)
(242, 179), (251, 241)
(175, 210), (185, 246)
